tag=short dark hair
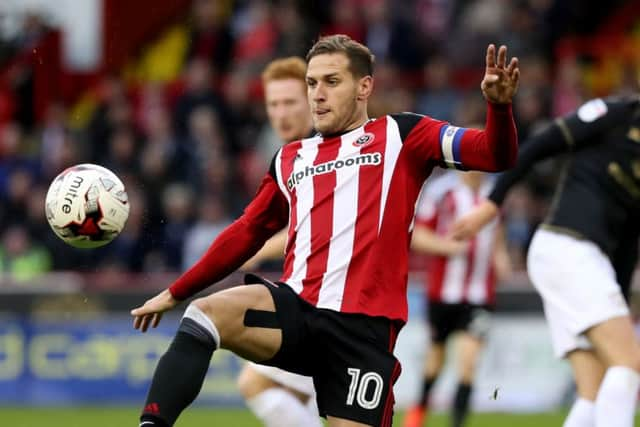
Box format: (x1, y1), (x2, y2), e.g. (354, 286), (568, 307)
(306, 34), (375, 78)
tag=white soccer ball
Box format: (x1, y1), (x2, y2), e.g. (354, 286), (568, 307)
(45, 164), (130, 248)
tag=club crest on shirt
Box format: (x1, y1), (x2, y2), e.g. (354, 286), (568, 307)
(577, 98), (607, 122)
(353, 132), (375, 147)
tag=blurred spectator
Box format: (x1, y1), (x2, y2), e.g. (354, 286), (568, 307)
(514, 86), (548, 140)
(230, 0), (278, 65)
(272, 0), (314, 57)
(221, 65), (264, 153)
(187, 105), (229, 188)
(87, 75), (134, 162)
(159, 183), (195, 270)
(0, 0), (635, 283)
(13, 13), (50, 52)
(0, 12), (51, 66)
(39, 102), (68, 178)
(499, 1), (545, 57)
(0, 122), (39, 199)
(182, 195), (232, 270)
(447, 0), (508, 67)
(186, 0), (234, 73)
(104, 126), (139, 176)
(370, 1), (425, 70)
(173, 58), (229, 141)
(552, 57), (587, 117)
(322, 0), (365, 43)
(0, 224), (52, 281)
(415, 54), (461, 121)
(2, 167), (35, 228)
(362, 0), (393, 62)
(201, 155), (244, 216)
(451, 92), (486, 128)
(138, 140), (178, 237)
(135, 81), (170, 133)
(47, 132), (82, 179)
(144, 102), (195, 184)
(415, 0), (456, 46)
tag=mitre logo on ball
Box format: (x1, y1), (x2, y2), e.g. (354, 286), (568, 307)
(45, 163), (130, 248)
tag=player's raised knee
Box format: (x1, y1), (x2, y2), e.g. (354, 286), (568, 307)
(181, 301), (221, 349)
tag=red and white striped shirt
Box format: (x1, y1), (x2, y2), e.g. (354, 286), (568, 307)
(169, 103), (517, 323)
(415, 172), (499, 305)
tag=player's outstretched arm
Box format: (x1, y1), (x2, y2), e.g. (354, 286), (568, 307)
(130, 174), (288, 332)
(481, 44), (519, 104)
(411, 224), (468, 256)
(450, 199), (499, 241)
(450, 114), (577, 242)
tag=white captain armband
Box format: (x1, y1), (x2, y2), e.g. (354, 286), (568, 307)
(439, 125), (467, 170)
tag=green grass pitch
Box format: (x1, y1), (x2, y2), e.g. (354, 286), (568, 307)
(0, 407), (577, 427)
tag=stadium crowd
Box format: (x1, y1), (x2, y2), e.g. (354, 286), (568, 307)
(0, 0), (636, 281)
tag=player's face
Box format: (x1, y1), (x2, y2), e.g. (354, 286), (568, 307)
(306, 53), (368, 135)
(265, 78), (311, 143)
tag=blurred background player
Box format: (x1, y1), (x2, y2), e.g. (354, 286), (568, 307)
(235, 56), (321, 427)
(452, 95), (640, 427)
(404, 170), (511, 427)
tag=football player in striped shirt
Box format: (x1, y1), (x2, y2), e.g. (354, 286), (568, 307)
(132, 34), (519, 427)
(404, 170), (511, 427)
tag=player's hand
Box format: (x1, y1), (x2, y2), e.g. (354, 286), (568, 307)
(450, 200), (499, 241)
(131, 289), (179, 333)
(481, 44), (519, 104)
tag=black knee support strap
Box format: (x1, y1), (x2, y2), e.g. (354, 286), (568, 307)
(244, 309), (280, 329)
(179, 318), (217, 348)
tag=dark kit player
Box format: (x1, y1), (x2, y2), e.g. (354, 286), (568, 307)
(452, 96), (640, 427)
(131, 34), (519, 427)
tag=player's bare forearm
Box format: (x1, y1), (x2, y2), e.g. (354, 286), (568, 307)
(411, 225), (468, 256)
(450, 200), (499, 241)
(492, 224), (512, 283)
(241, 228), (287, 270)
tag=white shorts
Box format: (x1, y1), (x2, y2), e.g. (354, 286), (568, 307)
(527, 228), (629, 358)
(248, 362), (316, 396)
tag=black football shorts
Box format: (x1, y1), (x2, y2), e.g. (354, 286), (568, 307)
(245, 274), (402, 427)
(427, 301), (492, 343)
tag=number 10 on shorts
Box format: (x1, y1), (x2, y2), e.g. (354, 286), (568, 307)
(346, 368), (384, 409)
